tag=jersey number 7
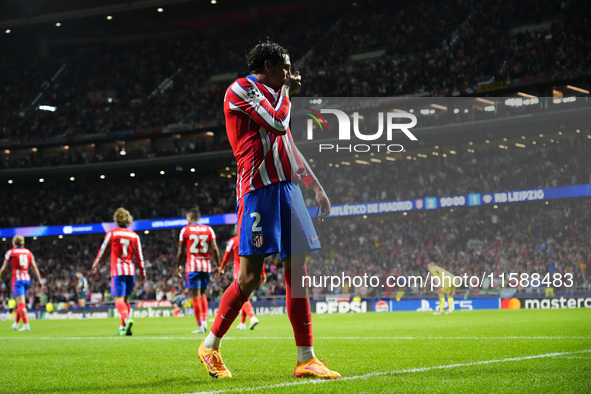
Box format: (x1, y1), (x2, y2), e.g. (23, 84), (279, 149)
(120, 238), (130, 257)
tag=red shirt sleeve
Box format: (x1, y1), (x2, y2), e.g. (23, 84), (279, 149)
(133, 235), (145, 276)
(226, 79), (291, 136)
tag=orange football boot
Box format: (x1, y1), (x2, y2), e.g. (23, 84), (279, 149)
(294, 357), (341, 379)
(198, 341), (232, 379)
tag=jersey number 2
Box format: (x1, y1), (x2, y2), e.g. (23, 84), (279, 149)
(251, 212), (262, 232)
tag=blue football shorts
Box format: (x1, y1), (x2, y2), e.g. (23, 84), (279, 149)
(186, 271), (210, 290)
(111, 275), (135, 297)
(12, 280), (30, 298)
(237, 180), (320, 261)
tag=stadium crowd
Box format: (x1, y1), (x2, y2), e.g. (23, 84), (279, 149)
(1, 0), (589, 148)
(0, 173), (236, 228)
(301, 0), (588, 97)
(303, 135), (591, 206)
(2, 135), (589, 228)
(2, 0), (591, 309)
(307, 199), (591, 298)
(2, 198), (589, 309)
(0, 134), (222, 170)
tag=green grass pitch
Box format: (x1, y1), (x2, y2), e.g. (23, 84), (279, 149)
(1, 309), (590, 393)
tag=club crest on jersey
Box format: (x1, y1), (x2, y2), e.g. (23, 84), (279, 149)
(252, 233), (264, 248)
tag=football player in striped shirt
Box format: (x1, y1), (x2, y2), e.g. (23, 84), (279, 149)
(198, 40), (340, 380)
(92, 208), (146, 335)
(220, 230), (266, 330)
(177, 207), (220, 334)
(0, 235), (43, 331)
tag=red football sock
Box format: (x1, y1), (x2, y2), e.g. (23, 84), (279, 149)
(201, 295), (208, 324)
(15, 309), (20, 323)
(210, 280), (247, 338)
(18, 303), (29, 324)
(284, 266), (313, 347)
(126, 302), (131, 314)
(242, 300), (255, 318)
(115, 300), (129, 326)
(240, 308), (247, 324)
(193, 298), (202, 326)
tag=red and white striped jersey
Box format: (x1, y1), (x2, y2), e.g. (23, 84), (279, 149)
(224, 75), (317, 200)
(221, 236), (264, 278)
(179, 224), (216, 273)
(4, 247), (33, 281)
(221, 236), (241, 277)
(93, 227), (145, 277)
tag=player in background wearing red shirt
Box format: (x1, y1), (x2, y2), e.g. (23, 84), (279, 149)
(92, 208), (146, 336)
(0, 235), (43, 331)
(198, 41), (340, 379)
(220, 229), (266, 330)
(177, 207), (220, 333)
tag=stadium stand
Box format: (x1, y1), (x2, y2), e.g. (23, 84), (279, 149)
(1, 0), (591, 308)
(2, 198), (589, 306)
(1, 0), (589, 168)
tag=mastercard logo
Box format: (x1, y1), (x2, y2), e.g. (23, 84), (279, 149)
(501, 298), (521, 309)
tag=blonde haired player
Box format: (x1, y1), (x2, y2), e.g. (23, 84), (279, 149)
(427, 262), (455, 315)
(0, 235), (44, 331)
(92, 208), (146, 335)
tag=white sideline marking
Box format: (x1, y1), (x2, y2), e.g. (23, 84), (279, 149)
(186, 349), (591, 394)
(0, 336), (589, 340)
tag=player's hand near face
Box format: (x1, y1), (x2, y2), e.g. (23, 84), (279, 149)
(283, 71), (301, 96)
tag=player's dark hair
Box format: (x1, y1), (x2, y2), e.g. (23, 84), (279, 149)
(246, 39), (289, 74)
(187, 207), (201, 221)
